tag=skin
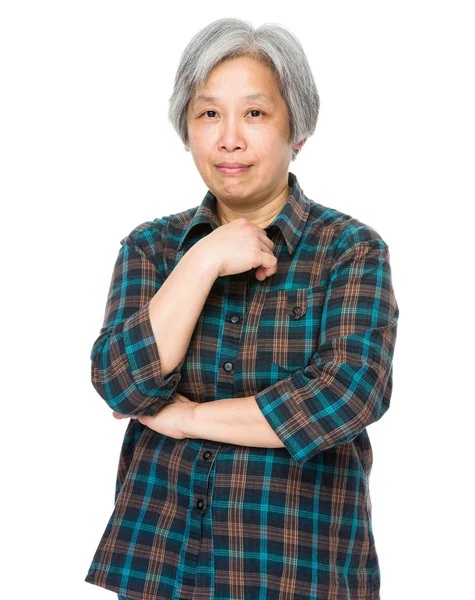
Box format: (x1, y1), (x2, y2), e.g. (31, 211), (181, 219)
(113, 55), (307, 441)
(185, 55), (306, 228)
(112, 392), (198, 439)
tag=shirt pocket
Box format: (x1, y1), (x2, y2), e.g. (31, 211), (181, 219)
(256, 285), (327, 371)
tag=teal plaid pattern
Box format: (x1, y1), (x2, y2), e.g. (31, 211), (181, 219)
(85, 171), (399, 600)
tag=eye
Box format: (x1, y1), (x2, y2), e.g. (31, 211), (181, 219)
(248, 109), (264, 117)
(200, 109), (265, 118)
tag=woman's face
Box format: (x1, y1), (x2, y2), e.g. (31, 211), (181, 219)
(186, 55), (305, 208)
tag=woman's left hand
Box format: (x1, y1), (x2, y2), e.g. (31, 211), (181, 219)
(112, 392), (198, 440)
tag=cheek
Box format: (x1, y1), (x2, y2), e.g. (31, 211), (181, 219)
(188, 136), (214, 166)
(190, 130), (209, 148)
(254, 139), (289, 162)
(251, 126), (289, 154)
(188, 121), (212, 145)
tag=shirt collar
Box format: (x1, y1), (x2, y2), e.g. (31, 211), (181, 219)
(177, 171), (311, 255)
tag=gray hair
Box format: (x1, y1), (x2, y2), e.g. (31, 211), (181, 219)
(168, 18), (320, 162)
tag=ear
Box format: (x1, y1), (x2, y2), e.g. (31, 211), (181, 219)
(292, 138), (307, 151)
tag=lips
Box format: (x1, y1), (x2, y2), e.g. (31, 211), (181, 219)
(216, 164), (252, 175)
(216, 162), (250, 168)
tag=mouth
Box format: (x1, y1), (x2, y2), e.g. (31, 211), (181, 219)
(216, 164), (252, 175)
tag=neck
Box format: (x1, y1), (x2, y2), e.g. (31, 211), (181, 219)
(216, 184), (292, 228)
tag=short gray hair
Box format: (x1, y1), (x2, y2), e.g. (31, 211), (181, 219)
(168, 18), (320, 162)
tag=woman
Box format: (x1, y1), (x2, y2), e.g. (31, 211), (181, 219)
(85, 17), (398, 600)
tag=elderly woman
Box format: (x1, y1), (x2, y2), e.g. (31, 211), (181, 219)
(85, 17), (398, 600)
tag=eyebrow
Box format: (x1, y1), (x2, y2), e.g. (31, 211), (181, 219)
(194, 93), (272, 103)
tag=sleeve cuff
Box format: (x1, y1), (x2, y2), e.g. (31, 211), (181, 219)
(254, 369), (326, 466)
(122, 301), (187, 407)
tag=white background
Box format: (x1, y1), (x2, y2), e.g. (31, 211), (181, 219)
(1, 1), (473, 599)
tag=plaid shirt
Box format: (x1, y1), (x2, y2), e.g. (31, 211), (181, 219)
(84, 171), (399, 600)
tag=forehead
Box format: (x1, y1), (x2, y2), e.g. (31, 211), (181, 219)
(193, 92), (274, 104)
(190, 57), (282, 105)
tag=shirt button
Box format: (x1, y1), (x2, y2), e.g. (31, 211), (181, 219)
(203, 451), (212, 460)
(223, 362), (234, 372)
(230, 314), (240, 324)
(196, 499), (204, 509)
(292, 306), (303, 317)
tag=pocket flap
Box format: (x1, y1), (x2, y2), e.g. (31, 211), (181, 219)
(284, 288), (308, 319)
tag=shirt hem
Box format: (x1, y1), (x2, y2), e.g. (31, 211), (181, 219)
(85, 572), (379, 600)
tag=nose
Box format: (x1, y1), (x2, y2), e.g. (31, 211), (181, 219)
(219, 117), (247, 152)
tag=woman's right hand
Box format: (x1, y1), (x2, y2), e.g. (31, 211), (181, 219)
(193, 217), (278, 281)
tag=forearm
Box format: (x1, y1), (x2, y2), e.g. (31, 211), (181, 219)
(183, 395), (285, 448)
(148, 244), (218, 376)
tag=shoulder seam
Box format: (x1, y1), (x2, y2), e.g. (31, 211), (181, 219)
(330, 239), (389, 273)
(120, 236), (165, 284)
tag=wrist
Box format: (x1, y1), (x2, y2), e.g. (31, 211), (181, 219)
(187, 241), (221, 279)
(181, 401), (201, 439)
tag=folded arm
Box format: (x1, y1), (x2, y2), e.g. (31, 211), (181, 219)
(183, 233), (399, 465)
(90, 224), (217, 416)
(254, 235), (400, 464)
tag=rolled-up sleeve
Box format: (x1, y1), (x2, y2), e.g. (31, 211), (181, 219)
(90, 235), (186, 416)
(254, 235), (399, 465)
